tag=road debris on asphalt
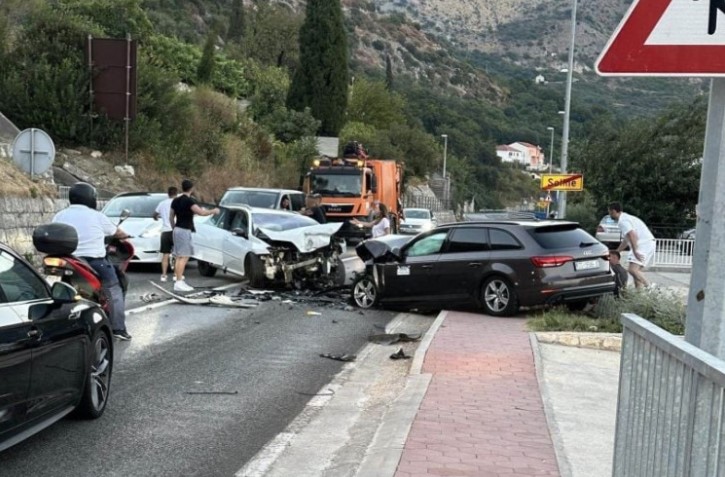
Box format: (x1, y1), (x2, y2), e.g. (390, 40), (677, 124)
(389, 348), (412, 360)
(234, 285), (353, 310)
(319, 353), (356, 362)
(149, 281), (258, 308)
(306, 311), (322, 316)
(186, 391), (240, 395)
(140, 292), (165, 304)
(368, 332), (422, 345)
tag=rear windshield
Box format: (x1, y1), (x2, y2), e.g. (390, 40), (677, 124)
(103, 195), (164, 218)
(529, 225), (599, 249)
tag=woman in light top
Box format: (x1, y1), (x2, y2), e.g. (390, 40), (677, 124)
(352, 203), (391, 238)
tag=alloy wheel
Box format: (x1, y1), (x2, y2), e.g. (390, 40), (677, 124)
(484, 279), (510, 313)
(353, 277), (377, 309)
(90, 336), (111, 411)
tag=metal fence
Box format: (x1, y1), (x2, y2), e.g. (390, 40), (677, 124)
(403, 194), (451, 212)
(652, 238), (695, 269)
(613, 314), (725, 476)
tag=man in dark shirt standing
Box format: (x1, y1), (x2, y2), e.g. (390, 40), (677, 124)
(169, 179), (219, 292)
(303, 193), (327, 224)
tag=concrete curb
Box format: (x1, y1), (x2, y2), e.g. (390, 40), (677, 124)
(530, 333), (574, 477)
(355, 310), (448, 477)
(535, 332), (622, 351)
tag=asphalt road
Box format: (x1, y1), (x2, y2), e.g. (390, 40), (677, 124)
(0, 265), (394, 476)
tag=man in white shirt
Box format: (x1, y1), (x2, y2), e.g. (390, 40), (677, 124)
(608, 202), (656, 289)
(53, 182), (131, 340)
(153, 186), (178, 282)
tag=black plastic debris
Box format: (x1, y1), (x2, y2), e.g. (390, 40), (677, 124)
(368, 332), (422, 345)
(390, 348), (411, 360)
(319, 353), (356, 362)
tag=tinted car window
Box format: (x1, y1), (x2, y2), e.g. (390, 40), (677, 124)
(290, 194), (305, 212)
(489, 229), (522, 251)
(230, 211), (249, 231)
(447, 228), (489, 253)
(406, 232), (447, 257)
(221, 191), (279, 208)
(529, 225), (599, 249)
(0, 252), (49, 303)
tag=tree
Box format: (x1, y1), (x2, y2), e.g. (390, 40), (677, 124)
(196, 31), (216, 84)
(286, 0), (348, 136)
(385, 53), (394, 91)
(347, 78), (405, 130)
(227, 0), (246, 43)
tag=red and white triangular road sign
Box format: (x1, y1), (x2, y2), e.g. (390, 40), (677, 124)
(597, 0), (725, 76)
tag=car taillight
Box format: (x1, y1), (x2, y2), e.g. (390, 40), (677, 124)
(596, 225), (605, 233)
(531, 256), (574, 268)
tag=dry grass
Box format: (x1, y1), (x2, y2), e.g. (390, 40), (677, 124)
(0, 158), (56, 198)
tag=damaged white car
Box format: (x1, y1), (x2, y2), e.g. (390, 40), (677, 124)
(192, 205), (345, 287)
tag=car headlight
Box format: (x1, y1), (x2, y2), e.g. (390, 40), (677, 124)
(140, 224), (162, 238)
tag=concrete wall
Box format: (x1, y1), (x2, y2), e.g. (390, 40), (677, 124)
(0, 196), (67, 260)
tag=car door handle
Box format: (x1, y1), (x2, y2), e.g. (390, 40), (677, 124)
(468, 263), (482, 268)
(27, 328), (41, 340)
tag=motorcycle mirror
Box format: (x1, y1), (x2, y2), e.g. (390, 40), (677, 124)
(120, 209), (131, 219)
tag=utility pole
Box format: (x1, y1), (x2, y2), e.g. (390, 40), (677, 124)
(441, 134), (448, 207)
(558, 0), (578, 219)
(546, 126), (555, 173)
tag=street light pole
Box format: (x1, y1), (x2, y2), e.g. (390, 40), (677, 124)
(558, 0), (578, 219)
(546, 127), (555, 173)
(441, 134), (448, 206)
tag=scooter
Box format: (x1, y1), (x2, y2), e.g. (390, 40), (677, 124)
(32, 210), (135, 315)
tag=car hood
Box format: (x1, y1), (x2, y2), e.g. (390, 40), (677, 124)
(257, 222), (343, 253)
(114, 217), (159, 236)
(355, 234), (414, 262)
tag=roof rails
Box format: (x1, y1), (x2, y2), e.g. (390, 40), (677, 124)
(463, 210), (539, 221)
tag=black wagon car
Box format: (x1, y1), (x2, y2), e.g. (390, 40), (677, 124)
(0, 242), (113, 452)
(352, 220), (615, 316)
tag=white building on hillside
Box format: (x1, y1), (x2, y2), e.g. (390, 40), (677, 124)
(496, 145), (525, 164)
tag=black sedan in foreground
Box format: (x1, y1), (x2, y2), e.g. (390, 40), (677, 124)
(0, 243), (113, 452)
(352, 220), (615, 316)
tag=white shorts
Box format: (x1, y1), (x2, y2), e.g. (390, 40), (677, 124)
(629, 241), (656, 267)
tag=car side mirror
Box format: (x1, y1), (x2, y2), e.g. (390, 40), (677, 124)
(232, 228), (248, 239)
(29, 282), (79, 320)
(120, 209), (131, 219)
(51, 281), (79, 303)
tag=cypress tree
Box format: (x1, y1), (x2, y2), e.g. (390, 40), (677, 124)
(385, 53), (394, 91)
(286, 0), (348, 136)
(227, 0), (245, 43)
(197, 31), (216, 84)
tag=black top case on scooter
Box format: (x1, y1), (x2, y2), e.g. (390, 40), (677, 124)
(33, 223), (79, 255)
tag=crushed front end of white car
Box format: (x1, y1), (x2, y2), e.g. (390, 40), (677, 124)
(255, 223), (345, 285)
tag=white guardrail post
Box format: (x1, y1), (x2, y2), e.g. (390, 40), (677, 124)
(613, 314), (725, 476)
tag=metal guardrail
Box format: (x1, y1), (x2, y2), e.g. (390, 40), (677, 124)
(614, 314), (725, 476)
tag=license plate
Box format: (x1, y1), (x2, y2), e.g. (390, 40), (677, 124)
(397, 266), (410, 276)
(575, 260), (599, 271)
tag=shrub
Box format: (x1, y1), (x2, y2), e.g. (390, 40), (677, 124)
(528, 287), (686, 335)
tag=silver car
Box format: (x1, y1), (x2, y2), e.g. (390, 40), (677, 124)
(595, 214), (621, 249)
(400, 208), (437, 235)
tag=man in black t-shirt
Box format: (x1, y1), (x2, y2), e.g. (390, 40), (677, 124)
(303, 193), (327, 224)
(169, 179), (220, 292)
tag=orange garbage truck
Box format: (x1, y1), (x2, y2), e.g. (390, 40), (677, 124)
(302, 143), (403, 242)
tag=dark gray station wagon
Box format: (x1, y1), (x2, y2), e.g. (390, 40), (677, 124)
(352, 220), (616, 316)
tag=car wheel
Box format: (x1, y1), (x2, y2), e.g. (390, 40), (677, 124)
(480, 276), (518, 317)
(197, 260), (217, 277)
(245, 255), (266, 288)
(76, 330), (112, 419)
(352, 275), (379, 309)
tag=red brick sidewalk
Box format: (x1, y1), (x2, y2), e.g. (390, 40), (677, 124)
(395, 311), (560, 477)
